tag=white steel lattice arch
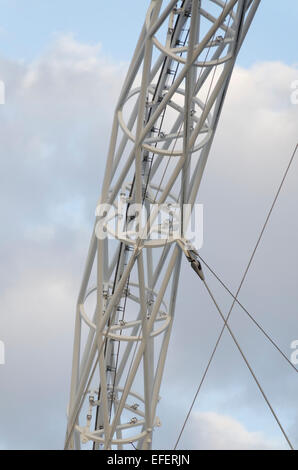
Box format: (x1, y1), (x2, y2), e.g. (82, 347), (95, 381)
(65, 0), (261, 450)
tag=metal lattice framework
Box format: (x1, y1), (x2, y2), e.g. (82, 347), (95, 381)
(65, 0), (261, 450)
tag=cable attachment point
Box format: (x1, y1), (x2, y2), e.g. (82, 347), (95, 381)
(176, 239), (205, 281)
(190, 258), (205, 281)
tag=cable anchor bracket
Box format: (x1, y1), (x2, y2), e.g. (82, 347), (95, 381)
(176, 239), (205, 282)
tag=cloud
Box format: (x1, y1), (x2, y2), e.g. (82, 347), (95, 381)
(184, 412), (285, 450)
(0, 35), (297, 449)
(0, 33), (128, 449)
(0, 34), (127, 243)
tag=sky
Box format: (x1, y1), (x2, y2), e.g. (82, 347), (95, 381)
(0, 0), (298, 65)
(0, 0), (297, 450)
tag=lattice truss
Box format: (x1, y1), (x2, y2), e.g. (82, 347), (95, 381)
(65, 0), (260, 450)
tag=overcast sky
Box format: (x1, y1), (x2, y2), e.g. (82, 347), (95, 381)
(0, 1), (297, 450)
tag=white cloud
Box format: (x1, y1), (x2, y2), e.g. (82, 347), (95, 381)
(185, 412), (285, 450)
(0, 34), (127, 244)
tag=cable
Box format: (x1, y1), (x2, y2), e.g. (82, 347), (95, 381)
(198, 254), (298, 374)
(173, 315), (225, 449)
(174, 143), (298, 449)
(203, 279), (294, 450)
(174, 279), (294, 450)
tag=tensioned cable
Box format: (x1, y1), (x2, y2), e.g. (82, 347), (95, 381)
(203, 279), (294, 449)
(173, 278), (294, 450)
(198, 254), (298, 373)
(174, 143), (298, 449)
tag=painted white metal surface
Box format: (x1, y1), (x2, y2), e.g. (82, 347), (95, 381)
(65, 0), (260, 450)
